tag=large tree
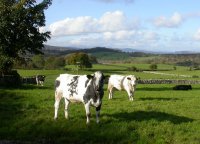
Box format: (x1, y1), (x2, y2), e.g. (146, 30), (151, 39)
(66, 52), (92, 69)
(0, 0), (51, 74)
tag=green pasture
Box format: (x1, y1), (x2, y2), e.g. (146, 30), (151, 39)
(1, 64), (200, 143)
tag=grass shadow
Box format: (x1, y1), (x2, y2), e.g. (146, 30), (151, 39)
(105, 111), (193, 124)
(0, 84), (52, 90)
(0, 90), (25, 121)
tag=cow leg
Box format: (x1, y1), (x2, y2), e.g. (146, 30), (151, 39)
(108, 87), (114, 99)
(84, 102), (91, 124)
(127, 91), (134, 101)
(64, 98), (70, 119)
(96, 104), (101, 124)
(40, 81), (44, 86)
(54, 91), (62, 120)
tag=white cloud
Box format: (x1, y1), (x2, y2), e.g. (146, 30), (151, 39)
(194, 28), (200, 40)
(49, 16), (98, 36)
(153, 12), (183, 28)
(103, 30), (136, 40)
(99, 11), (127, 31)
(44, 10), (200, 52)
(47, 11), (138, 37)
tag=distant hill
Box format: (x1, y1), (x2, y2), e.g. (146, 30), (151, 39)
(43, 45), (130, 60)
(42, 45), (200, 64)
(43, 45), (77, 55)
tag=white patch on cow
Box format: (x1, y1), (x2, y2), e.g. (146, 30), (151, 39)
(108, 74), (137, 101)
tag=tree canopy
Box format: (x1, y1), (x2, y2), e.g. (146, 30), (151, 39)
(66, 53), (93, 69)
(0, 0), (51, 74)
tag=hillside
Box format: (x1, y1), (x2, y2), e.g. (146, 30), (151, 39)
(42, 45), (200, 65)
(43, 45), (131, 60)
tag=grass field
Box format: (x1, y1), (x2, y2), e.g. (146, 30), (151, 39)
(1, 64), (200, 143)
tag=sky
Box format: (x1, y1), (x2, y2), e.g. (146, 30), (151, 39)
(40, 0), (200, 52)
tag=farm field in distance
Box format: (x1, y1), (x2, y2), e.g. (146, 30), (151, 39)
(1, 63), (200, 143)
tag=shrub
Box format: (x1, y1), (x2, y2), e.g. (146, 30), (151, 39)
(149, 64), (157, 71)
(127, 66), (137, 72)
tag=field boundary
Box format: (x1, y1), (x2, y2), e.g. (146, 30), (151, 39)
(138, 79), (200, 84)
(143, 71), (191, 78)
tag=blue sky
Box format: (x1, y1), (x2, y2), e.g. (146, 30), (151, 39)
(40, 0), (200, 52)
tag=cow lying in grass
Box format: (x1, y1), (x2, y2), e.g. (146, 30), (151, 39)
(173, 85), (192, 90)
(108, 75), (137, 101)
(54, 71), (105, 124)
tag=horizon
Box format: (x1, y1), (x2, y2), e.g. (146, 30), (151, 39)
(44, 44), (200, 54)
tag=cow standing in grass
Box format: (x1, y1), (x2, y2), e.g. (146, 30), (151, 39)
(108, 75), (137, 101)
(36, 75), (45, 86)
(54, 71), (105, 124)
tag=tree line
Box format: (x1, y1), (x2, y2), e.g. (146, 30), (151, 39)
(14, 52), (98, 70)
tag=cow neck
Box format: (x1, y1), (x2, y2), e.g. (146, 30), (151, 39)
(121, 76), (126, 89)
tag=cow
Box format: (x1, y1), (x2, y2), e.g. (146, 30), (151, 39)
(36, 75), (45, 86)
(108, 75), (137, 101)
(173, 85), (192, 90)
(54, 71), (105, 124)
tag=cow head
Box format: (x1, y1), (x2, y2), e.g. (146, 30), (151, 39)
(93, 71), (105, 94)
(86, 71), (105, 106)
(127, 75), (137, 88)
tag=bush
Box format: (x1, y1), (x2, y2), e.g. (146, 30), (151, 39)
(192, 75), (199, 78)
(127, 66), (137, 72)
(149, 64), (157, 71)
(0, 70), (21, 87)
(66, 52), (92, 69)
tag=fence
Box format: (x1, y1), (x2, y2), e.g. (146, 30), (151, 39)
(138, 79), (200, 84)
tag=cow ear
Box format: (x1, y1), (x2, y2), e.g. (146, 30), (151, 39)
(127, 77), (131, 80)
(87, 75), (93, 79)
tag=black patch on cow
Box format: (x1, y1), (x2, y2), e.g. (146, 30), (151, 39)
(67, 76), (79, 96)
(85, 79), (90, 87)
(83, 93), (90, 104)
(55, 80), (60, 88)
(173, 85), (192, 90)
(96, 104), (102, 111)
(127, 77), (131, 80)
(87, 75), (93, 79)
(83, 71), (105, 104)
(36, 75), (45, 81)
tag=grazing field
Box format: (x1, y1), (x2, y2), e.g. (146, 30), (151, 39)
(1, 64), (200, 143)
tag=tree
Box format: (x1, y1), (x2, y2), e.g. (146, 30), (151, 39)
(31, 54), (45, 69)
(66, 53), (92, 69)
(45, 56), (65, 69)
(150, 64), (157, 70)
(0, 0), (52, 74)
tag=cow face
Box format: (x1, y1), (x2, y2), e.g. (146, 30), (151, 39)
(93, 71), (105, 95)
(85, 71), (105, 107)
(127, 75), (137, 88)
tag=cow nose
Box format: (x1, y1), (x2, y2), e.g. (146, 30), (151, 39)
(96, 86), (100, 91)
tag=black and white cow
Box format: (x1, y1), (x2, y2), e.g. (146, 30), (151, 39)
(36, 75), (46, 86)
(108, 75), (137, 101)
(54, 71), (105, 124)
